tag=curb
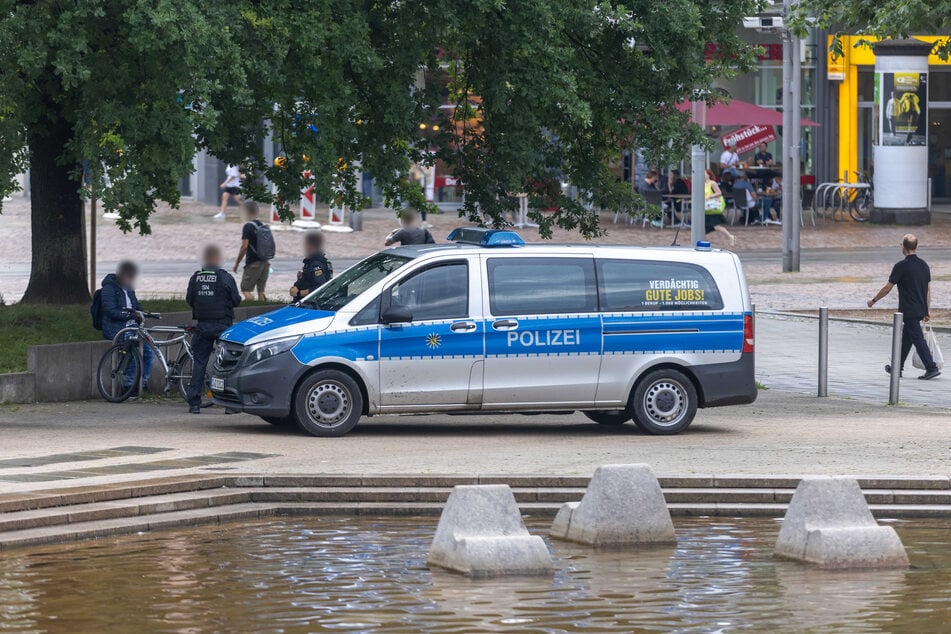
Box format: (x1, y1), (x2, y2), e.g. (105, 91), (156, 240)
(0, 473), (948, 551)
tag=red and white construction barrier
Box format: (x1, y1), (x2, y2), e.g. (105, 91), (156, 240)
(292, 171), (321, 230)
(322, 201), (353, 233)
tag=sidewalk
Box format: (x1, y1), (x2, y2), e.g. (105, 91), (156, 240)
(757, 313), (951, 408)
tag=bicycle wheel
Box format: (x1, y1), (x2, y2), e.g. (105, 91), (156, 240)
(849, 191), (873, 222)
(176, 352), (215, 407)
(97, 342), (142, 403)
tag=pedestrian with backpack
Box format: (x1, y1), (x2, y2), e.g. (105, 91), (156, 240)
(92, 261), (152, 397)
(186, 244), (242, 414)
(233, 201), (275, 301)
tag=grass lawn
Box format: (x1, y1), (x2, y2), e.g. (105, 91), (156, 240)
(0, 300), (273, 374)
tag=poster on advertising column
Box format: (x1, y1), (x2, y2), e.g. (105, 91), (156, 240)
(880, 72), (928, 146)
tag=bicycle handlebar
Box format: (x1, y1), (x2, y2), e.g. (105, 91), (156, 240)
(143, 312), (162, 320)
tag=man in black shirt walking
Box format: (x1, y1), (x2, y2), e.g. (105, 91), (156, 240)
(186, 244), (242, 413)
(868, 234), (940, 380)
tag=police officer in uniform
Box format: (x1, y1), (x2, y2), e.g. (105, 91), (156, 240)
(290, 231), (333, 301)
(185, 244), (242, 414)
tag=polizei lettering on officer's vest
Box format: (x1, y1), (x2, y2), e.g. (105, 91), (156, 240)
(506, 329), (580, 347)
(196, 272), (218, 297)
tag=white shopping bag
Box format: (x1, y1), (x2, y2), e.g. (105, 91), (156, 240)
(912, 326), (944, 370)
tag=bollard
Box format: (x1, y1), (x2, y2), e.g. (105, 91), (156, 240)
(889, 312), (903, 404)
(818, 307), (828, 397)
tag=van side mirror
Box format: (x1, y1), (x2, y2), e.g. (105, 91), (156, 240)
(381, 305), (413, 325)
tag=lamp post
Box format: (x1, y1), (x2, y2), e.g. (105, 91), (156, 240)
(781, 0), (801, 272)
(690, 101), (707, 246)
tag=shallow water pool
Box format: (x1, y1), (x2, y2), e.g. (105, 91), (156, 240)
(0, 517), (948, 633)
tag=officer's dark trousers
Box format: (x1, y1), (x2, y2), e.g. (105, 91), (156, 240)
(187, 322), (227, 407)
(900, 318), (937, 371)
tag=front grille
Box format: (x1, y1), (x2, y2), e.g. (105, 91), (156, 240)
(214, 341), (244, 374)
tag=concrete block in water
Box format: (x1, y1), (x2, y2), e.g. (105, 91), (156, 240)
(550, 464), (676, 546)
(775, 476), (908, 569)
(427, 485), (553, 576)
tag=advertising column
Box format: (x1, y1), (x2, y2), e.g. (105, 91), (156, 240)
(872, 39), (932, 224)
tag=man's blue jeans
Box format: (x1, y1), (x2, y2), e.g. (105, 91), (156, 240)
(121, 332), (153, 388)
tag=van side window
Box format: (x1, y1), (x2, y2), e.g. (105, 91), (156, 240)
(388, 262), (468, 321)
(597, 260), (724, 311)
(488, 257), (597, 315)
(350, 296), (381, 326)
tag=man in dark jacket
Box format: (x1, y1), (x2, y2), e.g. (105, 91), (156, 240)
(185, 244), (242, 413)
(290, 231), (333, 301)
(100, 261), (152, 394)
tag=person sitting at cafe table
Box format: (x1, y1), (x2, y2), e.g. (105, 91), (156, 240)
(753, 143), (774, 167)
(667, 169), (690, 219)
(639, 169), (661, 193)
(732, 172), (759, 224)
(760, 176), (782, 225)
(719, 144), (740, 176)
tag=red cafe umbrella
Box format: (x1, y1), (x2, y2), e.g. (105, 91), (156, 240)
(677, 99), (820, 127)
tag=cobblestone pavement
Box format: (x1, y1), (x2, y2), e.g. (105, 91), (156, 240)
(0, 387), (947, 495)
(4, 195), (951, 313)
(757, 313), (951, 409)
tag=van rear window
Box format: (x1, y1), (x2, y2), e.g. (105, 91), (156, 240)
(488, 257), (597, 315)
(597, 259), (724, 311)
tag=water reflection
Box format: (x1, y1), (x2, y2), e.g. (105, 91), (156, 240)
(0, 517), (947, 633)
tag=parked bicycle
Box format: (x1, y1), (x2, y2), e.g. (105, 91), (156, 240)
(96, 313), (213, 405)
(811, 171), (873, 223)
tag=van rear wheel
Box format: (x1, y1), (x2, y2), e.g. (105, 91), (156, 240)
(631, 369), (697, 435)
(293, 370), (363, 437)
(583, 410), (631, 426)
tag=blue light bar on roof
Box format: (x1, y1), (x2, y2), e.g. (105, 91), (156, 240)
(447, 227), (525, 247)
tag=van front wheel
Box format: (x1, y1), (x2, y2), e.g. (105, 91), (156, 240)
(294, 370), (363, 437)
(631, 369), (697, 435)
(583, 411), (631, 426)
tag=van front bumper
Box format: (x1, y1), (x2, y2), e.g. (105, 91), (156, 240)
(210, 351), (305, 417)
(693, 352), (757, 408)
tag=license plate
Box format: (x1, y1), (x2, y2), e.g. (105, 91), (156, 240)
(210, 377), (225, 391)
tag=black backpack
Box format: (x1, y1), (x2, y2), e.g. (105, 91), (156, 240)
(251, 221), (276, 260)
(90, 288), (103, 330)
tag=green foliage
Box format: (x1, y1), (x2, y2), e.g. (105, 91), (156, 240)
(0, 0), (759, 243)
(0, 303), (100, 373)
(796, 0), (951, 60)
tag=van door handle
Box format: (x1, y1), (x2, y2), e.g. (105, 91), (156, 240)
(492, 319), (519, 331)
(450, 321), (477, 332)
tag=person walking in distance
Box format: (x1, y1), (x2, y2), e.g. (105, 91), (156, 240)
(290, 231), (333, 301)
(185, 245), (242, 414)
(868, 234), (941, 380)
(215, 163), (242, 219)
(233, 201), (275, 301)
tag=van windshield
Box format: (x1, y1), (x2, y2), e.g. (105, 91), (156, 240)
(299, 252), (412, 312)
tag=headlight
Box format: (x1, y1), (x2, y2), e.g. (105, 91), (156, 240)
(246, 336), (301, 366)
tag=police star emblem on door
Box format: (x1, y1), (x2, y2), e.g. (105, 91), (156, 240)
(425, 333), (442, 349)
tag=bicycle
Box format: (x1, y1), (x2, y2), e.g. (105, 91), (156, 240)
(812, 172), (873, 223)
(96, 313), (213, 405)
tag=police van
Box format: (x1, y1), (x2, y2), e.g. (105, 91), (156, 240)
(210, 228), (756, 437)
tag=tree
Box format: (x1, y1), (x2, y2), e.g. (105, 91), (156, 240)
(795, 0), (951, 59)
(0, 0), (758, 304)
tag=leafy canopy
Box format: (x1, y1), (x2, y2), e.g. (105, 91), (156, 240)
(0, 0), (759, 238)
(795, 0), (951, 60)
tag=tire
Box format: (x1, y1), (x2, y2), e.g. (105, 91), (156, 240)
(176, 354), (214, 407)
(97, 342), (142, 403)
(583, 410), (631, 426)
(293, 370), (364, 437)
(262, 416), (295, 427)
(630, 368), (698, 435)
(849, 195), (872, 222)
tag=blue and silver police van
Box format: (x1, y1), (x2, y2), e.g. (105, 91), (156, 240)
(210, 228), (756, 437)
